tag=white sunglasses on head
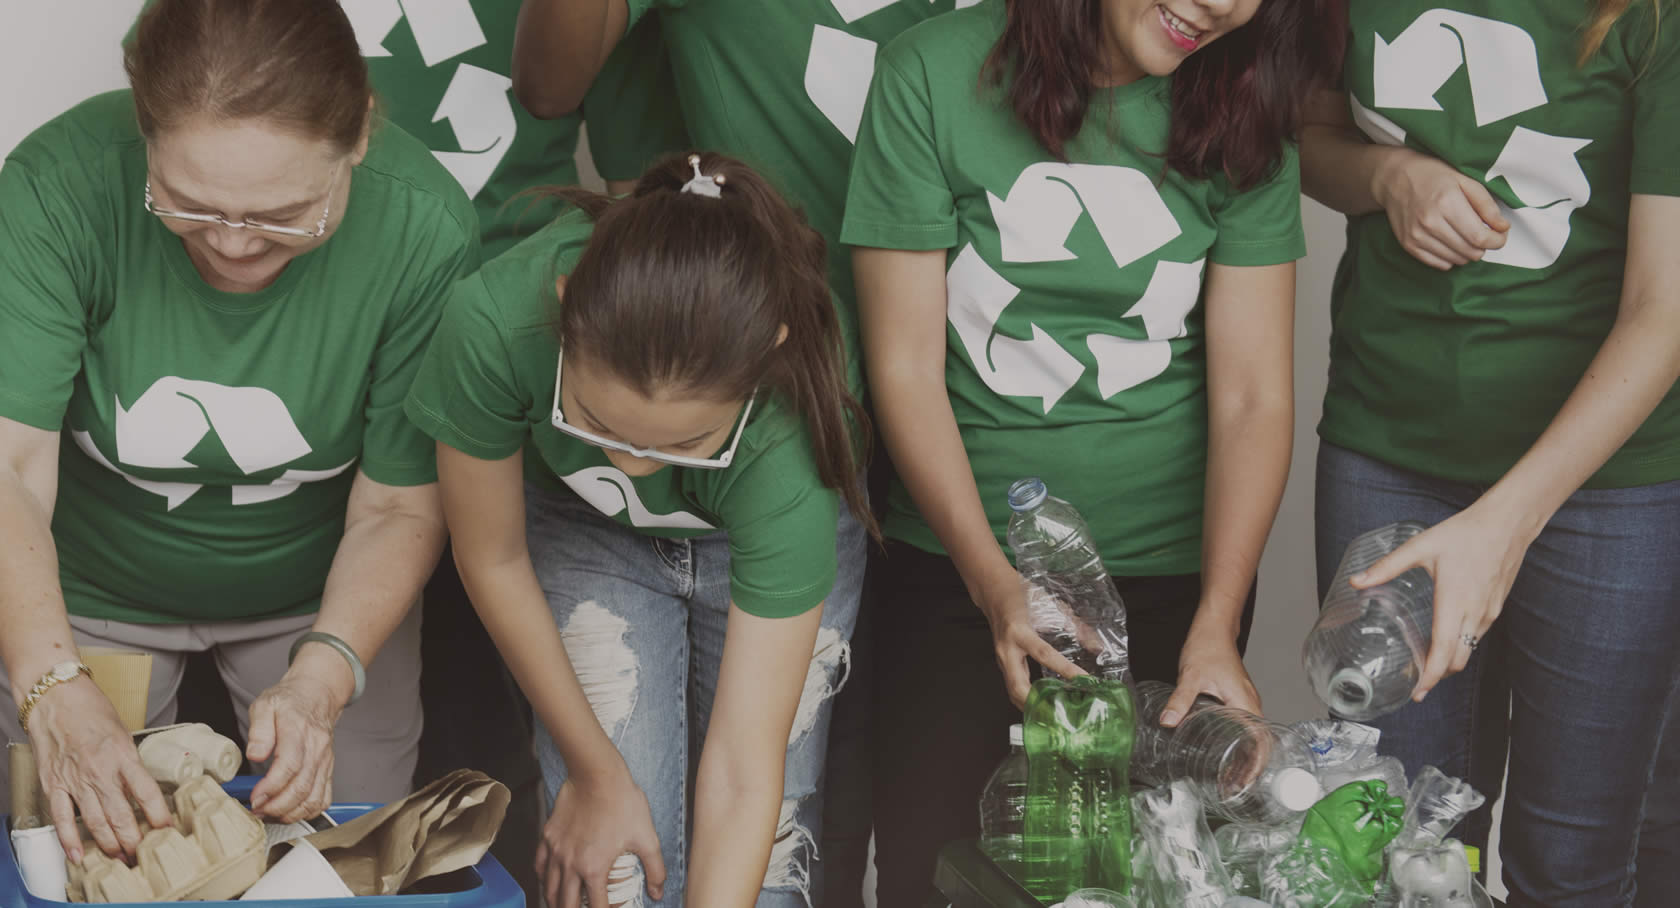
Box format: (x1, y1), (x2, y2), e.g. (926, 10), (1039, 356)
(549, 348), (755, 470)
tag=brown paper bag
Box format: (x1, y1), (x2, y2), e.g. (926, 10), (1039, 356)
(79, 648), (152, 732)
(301, 769), (510, 896)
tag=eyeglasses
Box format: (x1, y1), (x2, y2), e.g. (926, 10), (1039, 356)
(550, 348), (756, 470)
(143, 166), (340, 239)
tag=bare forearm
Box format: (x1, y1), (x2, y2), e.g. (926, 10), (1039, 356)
(1480, 299), (1680, 534)
(685, 767), (783, 906)
(513, 0), (626, 117)
(1197, 397), (1293, 635)
(0, 468), (78, 704)
(456, 555), (629, 784)
(1300, 124), (1411, 217)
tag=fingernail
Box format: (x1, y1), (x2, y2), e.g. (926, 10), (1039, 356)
(1161, 710), (1183, 727)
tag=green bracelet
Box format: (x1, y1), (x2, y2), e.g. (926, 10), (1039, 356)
(287, 631), (367, 705)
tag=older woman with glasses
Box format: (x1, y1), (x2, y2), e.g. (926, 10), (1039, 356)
(0, 0), (477, 863)
(405, 152), (874, 908)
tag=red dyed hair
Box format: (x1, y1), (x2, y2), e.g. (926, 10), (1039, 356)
(985, 0), (1347, 189)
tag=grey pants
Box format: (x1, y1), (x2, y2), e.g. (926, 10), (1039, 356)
(0, 607), (422, 807)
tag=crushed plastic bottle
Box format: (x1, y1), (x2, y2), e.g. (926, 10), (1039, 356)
(1393, 766), (1486, 851)
(1007, 478), (1132, 683)
(1131, 680), (1322, 825)
(1388, 839), (1478, 908)
(1054, 888), (1139, 908)
(1297, 779), (1406, 886)
(978, 724), (1029, 874)
(1216, 821), (1302, 898)
(1022, 676), (1136, 904)
(1260, 843), (1370, 908)
(1303, 522), (1434, 721)
(1130, 781), (1233, 907)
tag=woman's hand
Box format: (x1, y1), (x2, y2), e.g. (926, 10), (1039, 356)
(29, 677), (173, 862)
(1164, 618), (1262, 726)
(1374, 149), (1510, 270)
(974, 571), (1085, 709)
(245, 668), (342, 823)
(537, 772), (666, 908)
(1350, 503), (1536, 702)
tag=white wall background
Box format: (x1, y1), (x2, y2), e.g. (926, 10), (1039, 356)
(0, 5), (1502, 900)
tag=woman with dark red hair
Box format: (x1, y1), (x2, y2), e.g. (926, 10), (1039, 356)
(842, 0), (1341, 900)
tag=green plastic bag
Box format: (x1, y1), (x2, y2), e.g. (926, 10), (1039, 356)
(1297, 779), (1405, 884)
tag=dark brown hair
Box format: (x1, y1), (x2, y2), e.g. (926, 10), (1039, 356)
(125, 0), (371, 152)
(984, 0), (1347, 189)
(550, 153), (878, 537)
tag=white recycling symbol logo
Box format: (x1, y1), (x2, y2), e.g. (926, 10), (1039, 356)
(1353, 9), (1592, 270)
(341, 0), (516, 199)
(560, 466), (715, 530)
(951, 163), (1205, 413)
(72, 378), (354, 511)
(804, 0), (981, 143)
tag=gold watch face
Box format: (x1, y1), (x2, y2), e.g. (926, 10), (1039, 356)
(50, 663), (80, 682)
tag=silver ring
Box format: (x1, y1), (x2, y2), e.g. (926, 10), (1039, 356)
(1460, 632), (1480, 650)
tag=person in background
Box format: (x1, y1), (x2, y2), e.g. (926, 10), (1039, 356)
(842, 0), (1342, 901)
(511, 2), (954, 900)
(1302, 1), (1679, 904)
(406, 152), (874, 908)
(0, 0), (475, 862)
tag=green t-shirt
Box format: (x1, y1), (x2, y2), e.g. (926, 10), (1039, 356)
(625, 0), (963, 380)
(0, 91), (479, 625)
(348, 0), (685, 260)
(404, 211), (840, 618)
(841, 3), (1306, 575)
(1323, 0), (1680, 487)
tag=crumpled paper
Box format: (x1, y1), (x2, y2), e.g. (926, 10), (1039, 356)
(301, 769), (509, 896)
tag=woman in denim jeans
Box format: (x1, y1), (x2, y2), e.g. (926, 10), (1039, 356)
(405, 153), (875, 908)
(1302, 2), (1680, 905)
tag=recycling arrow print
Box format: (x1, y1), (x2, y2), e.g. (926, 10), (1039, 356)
(431, 63), (517, 199)
(342, 0), (487, 67)
(986, 163), (1182, 270)
(1481, 127), (1592, 270)
(1086, 260), (1206, 399)
(805, 25), (878, 144)
(561, 467), (715, 530)
(1373, 10), (1546, 126)
(947, 244), (1084, 414)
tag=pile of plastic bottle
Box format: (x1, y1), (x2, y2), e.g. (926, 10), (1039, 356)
(993, 481), (1484, 908)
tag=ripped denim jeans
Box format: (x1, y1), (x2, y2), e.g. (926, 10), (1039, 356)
(524, 482), (865, 908)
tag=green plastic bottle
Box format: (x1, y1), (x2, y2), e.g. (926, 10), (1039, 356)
(1021, 675), (1137, 903)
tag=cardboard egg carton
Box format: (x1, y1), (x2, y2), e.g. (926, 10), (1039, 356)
(65, 774), (266, 903)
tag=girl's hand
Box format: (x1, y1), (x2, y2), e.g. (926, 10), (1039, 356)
(537, 772), (666, 908)
(30, 678), (173, 862)
(1164, 619), (1261, 726)
(1351, 504), (1535, 701)
(975, 572), (1085, 709)
(1374, 148), (1510, 270)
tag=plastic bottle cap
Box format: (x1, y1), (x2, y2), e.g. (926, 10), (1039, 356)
(1006, 477), (1048, 512)
(1271, 768), (1322, 811)
(1008, 724), (1023, 747)
(1328, 668), (1376, 713)
(1464, 845), (1481, 874)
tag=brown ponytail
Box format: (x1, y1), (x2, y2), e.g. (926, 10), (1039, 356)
(1579, 0), (1665, 66)
(544, 153), (879, 538)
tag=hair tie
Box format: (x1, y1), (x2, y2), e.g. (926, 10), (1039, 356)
(680, 153), (725, 198)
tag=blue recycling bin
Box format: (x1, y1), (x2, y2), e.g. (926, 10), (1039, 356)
(1, 777), (522, 908)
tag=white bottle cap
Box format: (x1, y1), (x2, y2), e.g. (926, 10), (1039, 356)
(1272, 767), (1322, 812)
(1009, 724), (1024, 747)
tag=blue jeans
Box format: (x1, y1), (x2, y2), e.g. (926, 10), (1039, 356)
(1315, 442), (1680, 908)
(524, 482), (865, 908)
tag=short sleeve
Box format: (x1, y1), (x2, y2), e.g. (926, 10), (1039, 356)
(715, 431), (840, 618)
(0, 158), (97, 431)
(1629, 9), (1680, 196)
(360, 217), (480, 485)
(840, 43), (958, 251)
(1208, 142), (1308, 266)
(583, 13), (691, 183)
(404, 273), (534, 462)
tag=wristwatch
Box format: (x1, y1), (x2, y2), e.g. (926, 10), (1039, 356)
(18, 661), (93, 734)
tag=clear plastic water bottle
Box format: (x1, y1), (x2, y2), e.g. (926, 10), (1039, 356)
(1022, 676), (1136, 903)
(1130, 681), (1321, 825)
(1303, 522), (1435, 721)
(1006, 478), (1131, 683)
(978, 724), (1029, 873)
